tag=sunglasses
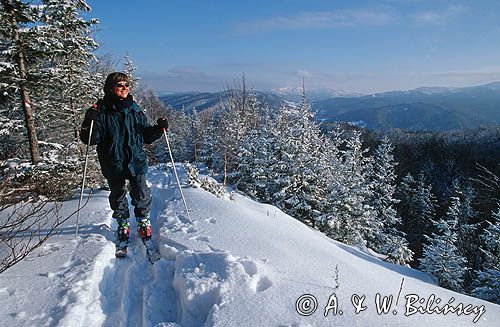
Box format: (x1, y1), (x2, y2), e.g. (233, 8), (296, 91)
(116, 83), (130, 88)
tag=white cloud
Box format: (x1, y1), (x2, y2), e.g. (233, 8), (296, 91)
(234, 5), (469, 34)
(235, 9), (395, 33)
(165, 66), (206, 78)
(412, 5), (467, 25)
(296, 70), (313, 78)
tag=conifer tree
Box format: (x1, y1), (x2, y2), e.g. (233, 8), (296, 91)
(256, 83), (330, 227)
(170, 107), (193, 162)
(123, 51), (140, 91)
(198, 113), (218, 169)
(237, 105), (278, 202)
(216, 75), (255, 185)
(472, 208), (500, 304)
(397, 173), (436, 262)
(369, 137), (413, 265)
(0, 0), (41, 162)
(191, 107), (203, 162)
(34, 0), (100, 147)
(449, 180), (480, 288)
(1, 0), (100, 161)
(141, 88), (169, 163)
(326, 131), (375, 244)
(420, 194), (469, 292)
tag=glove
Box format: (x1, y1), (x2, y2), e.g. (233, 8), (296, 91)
(87, 108), (100, 121)
(157, 117), (169, 130)
(83, 104), (101, 126)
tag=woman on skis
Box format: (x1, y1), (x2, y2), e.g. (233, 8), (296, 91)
(80, 72), (169, 250)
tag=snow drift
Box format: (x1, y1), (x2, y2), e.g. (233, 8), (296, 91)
(0, 164), (499, 326)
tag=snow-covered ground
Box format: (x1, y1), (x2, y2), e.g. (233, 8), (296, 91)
(0, 164), (499, 327)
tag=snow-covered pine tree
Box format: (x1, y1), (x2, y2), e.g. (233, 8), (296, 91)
(448, 180), (480, 289)
(264, 105), (295, 205)
(0, 0), (42, 162)
(268, 86), (328, 227)
(238, 129), (267, 200)
(123, 51), (140, 92)
(216, 75), (257, 186)
(0, 85), (24, 158)
(245, 85), (260, 129)
(326, 131), (375, 244)
(141, 88), (168, 122)
(197, 113), (218, 169)
(397, 173), (436, 262)
(254, 104), (297, 207)
(420, 192), (469, 292)
(369, 136), (413, 265)
(141, 88), (169, 164)
(314, 126), (344, 231)
(472, 208), (500, 304)
(34, 0), (100, 149)
(237, 105), (278, 202)
(191, 107), (203, 163)
(169, 107), (194, 162)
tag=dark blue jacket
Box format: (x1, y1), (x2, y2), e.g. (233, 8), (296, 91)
(80, 95), (162, 179)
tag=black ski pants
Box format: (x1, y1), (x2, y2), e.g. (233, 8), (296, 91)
(107, 174), (151, 223)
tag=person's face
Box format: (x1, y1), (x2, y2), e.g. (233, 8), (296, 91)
(112, 81), (129, 99)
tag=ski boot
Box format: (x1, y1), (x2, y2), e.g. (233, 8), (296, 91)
(117, 221), (130, 242)
(115, 221), (130, 258)
(137, 217), (160, 263)
(137, 217), (152, 240)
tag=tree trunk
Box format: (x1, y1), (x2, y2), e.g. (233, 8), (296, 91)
(6, 2), (41, 163)
(19, 82), (40, 163)
(194, 138), (199, 162)
(223, 147), (228, 188)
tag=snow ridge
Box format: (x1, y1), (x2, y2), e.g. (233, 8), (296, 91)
(148, 165), (272, 326)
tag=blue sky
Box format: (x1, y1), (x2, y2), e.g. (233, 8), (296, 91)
(87, 0), (500, 94)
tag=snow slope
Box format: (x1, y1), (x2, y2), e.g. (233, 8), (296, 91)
(0, 164), (499, 326)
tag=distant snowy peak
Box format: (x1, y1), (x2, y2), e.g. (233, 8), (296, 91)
(270, 86), (363, 101)
(413, 86), (457, 94)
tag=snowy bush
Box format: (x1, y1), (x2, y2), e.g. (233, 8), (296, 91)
(0, 157), (89, 203)
(186, 164), (201, 188)
(186, 164), (226, 198)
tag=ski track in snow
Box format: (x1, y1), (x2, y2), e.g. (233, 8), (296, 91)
(93, 168), (180, 327)
(57, 165), (269, 327)
(98, 235), (177, 327)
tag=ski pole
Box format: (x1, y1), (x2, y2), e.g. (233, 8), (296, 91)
(76, 119), (94, 236)
(163, 128), (192, 222)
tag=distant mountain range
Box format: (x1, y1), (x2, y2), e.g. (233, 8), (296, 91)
(159, 90), (283, 113)
(160, 82), (500, 131)
(270, 86), (363, 102)
(314, 82), (500, 131)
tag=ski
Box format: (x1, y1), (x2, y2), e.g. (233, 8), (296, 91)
(115, 240), (129, 258)
(141, 237), (161, 264)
